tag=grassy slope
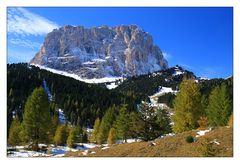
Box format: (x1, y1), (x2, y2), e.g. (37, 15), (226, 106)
(66, 127), (232, 157)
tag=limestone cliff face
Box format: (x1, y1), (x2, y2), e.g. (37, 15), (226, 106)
(30, 25), (168, 79)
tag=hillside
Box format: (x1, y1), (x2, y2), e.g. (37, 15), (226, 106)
(7, 63), (233, 157)
(66, 126), (233, 157)
(7, 63), (136, 131)
(7, 63), (232, 133)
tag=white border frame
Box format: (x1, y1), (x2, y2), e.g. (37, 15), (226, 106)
(0, 0), (239, 163)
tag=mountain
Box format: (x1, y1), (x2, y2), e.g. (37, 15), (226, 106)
(115, 65), (196, 101)
(30, 25), (168, 79)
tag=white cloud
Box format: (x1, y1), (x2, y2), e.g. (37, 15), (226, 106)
(180, 63), (195, 70)
(9, 38), (41, 49)
(162, 52), (172, 60)
(8, 7), (59, 36)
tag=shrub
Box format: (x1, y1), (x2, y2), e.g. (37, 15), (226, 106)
(199, 138), (217, 157)
(185, 136), (194, 143)
(197, 116), (209, 129)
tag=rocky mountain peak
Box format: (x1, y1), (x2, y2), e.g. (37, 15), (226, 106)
(30, 24), (168, 79)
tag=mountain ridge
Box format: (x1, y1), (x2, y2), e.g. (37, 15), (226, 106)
(30, 24), (168, 79)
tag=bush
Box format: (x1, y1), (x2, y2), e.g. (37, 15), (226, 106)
(185, 136), (194, 143)
(199, 138), (217, 157)
(197, 116), (209, 129)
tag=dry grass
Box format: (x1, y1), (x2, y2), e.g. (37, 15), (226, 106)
(66, 126), (233, 157)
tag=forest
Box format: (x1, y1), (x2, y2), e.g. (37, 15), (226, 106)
(7, 63), (233, 150)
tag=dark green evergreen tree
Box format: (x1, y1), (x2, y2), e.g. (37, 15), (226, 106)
(128, 112), (145, 138)
(67, 128), (77, 148)
(75, 124), (83, 143)
(21, 87), (51, 150)
(207, 84), (232, 126)
(97, 106), (116, 144)
(115, 104), (129, 142)
(48, 114), (59, 143)
(138, 102), (171, 140)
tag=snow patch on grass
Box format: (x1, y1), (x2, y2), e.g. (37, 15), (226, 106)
(8, 143), (98, 157)
(195, 128), (212, 138)
(8, 150), (51, 157)
(211, 139), (220, 145)
(101, 146), (109, 150)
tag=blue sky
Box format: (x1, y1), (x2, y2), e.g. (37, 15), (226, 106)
(7, 7), (233, 78)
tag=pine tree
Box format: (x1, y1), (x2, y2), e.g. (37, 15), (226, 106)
(48, 114), (59, 143)
(173, 79), (202, 133)
(82, 131), (88, 143)
(128, 112), (145, 138)
(54, 125), (69, 146)
(8, 117), (22, 146)
(21, 87), (51, 150)
(127, 102), (172, 141)
(75, 124), (83, 143)
(137, 102), (171, 140)
(107, 128), (116, 145)
(97, 106), (116, 144)
(67, 128), (77, 148)
(91, 118), (100, 143)
(207, 84), (232, 126)
(154, 108), (172, 135)
(201, 95), (208, 116)
(115, 105), (129, 142)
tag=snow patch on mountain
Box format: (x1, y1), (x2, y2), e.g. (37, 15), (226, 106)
(106, 82), (118, 89)
(31, 64), (123, 84)
(149, 86), (178, 107)
(173, 66), (185, 76)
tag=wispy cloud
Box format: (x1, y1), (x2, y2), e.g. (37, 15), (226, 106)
(180, 63), (196, 70)
(179, 63), (223, 78)
(9, 38), (41, 49)
(8, 7), (59, 36)
(162, 52), (172, 60)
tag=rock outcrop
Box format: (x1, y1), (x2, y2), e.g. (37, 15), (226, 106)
(30, 25), (168, 79)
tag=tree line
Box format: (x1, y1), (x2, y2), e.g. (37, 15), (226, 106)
(7, 63), (137, 135)
(8, 87), (172, 149)
(173, 78), (233, 133)
(8, 87), (89, 150)
(7, 63), (233, 149)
